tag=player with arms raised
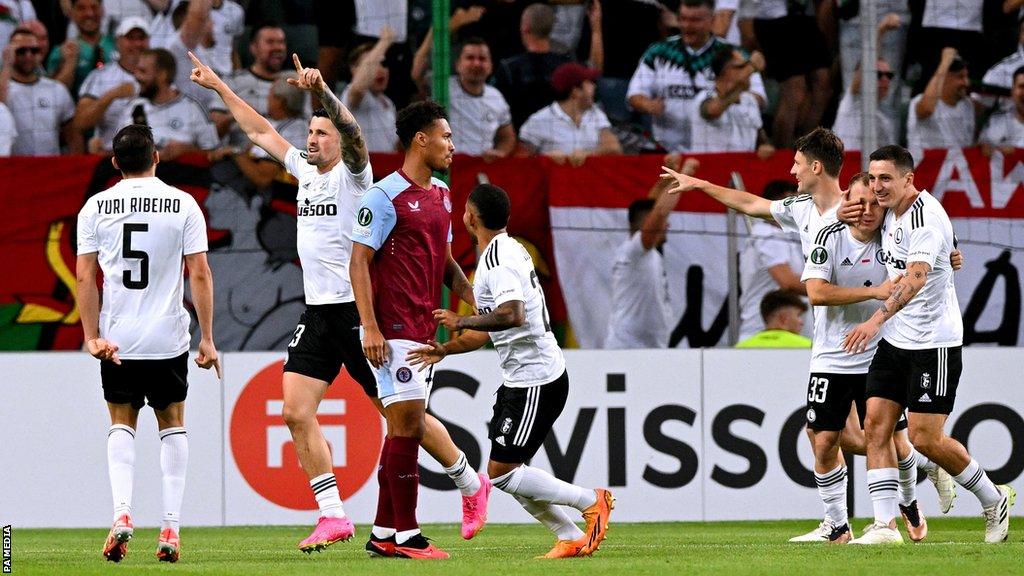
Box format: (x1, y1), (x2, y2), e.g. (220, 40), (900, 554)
(408, 183), (615, 558)
(77, 124), (219, 563)
(188, 53), (488, 553)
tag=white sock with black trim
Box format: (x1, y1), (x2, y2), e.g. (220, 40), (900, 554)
(953, 459), (1002, 508)
(309, 472), (346, 518)
(107, 424), (135, 521)
(815, 465), (848, 527)
(513, 495), (585, 541)
(159, 427), (188, 533)
(867, 468), (899, 526)
(897, 454), (918, 506)
(491, 465), (597, 511)
(443, 451), (481, 496)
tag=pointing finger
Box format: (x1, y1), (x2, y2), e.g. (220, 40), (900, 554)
(187, 51), (202, 66)
(292, 53), (303, 72)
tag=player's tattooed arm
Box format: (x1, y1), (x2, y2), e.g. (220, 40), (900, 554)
(435, 301), (526, 332)
(844, 263), (930, 353)
(317, 85), (369, 174)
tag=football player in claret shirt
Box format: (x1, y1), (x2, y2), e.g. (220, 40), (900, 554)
(350, 101), (485, 560)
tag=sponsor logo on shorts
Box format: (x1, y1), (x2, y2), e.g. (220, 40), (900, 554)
(500, 417), (513, 434)
(396, 367), (413, 383)
(921, 372), (931, 389)
(495, 436), (506, 446)
(806, 408), (816, 423)
(918, 393), (932, 403)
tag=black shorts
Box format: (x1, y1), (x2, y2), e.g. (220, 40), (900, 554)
(489, 371), (569, 464)
(282, 302), (377, 396)
(807, 372), (908, 432)
(753, 16), (831, 80)
(101, 352), (188, 410)
(865, 339), (963, 415)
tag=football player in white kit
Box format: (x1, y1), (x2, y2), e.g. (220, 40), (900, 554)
(77, 124), (220, 563)
(660, 129), (953, 542)
(844, 145), (1015, 544)
(799, 173), (951, 544)
(407, 184), (614, 559)
(187, 52), (490, 552)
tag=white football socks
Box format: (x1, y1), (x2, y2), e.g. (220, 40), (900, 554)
(443, 452), (482, 497)
(159, 427), (188, 533)
(867, 468), (899, 525)
(513, 494), (585, 541)
(814, 465), (848, 527)
(492, 465), (597, 510)
(953, 458), (1002, 508)
(897, 453), (918, 506)
(107, 424), (135, 521)
(309, 472), (346, 518)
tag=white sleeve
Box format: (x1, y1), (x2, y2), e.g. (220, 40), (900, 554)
(77, 200), (99, 254)
(748, 72), (767, 105)
(79, 69), (102, 99)
(979, 115), (1006, 146)
(191, 102), (219, 149)
(496, 93), (512, 126)
(182, 195), (209, 255)
(800, 239), (836, 282)
(757, 233), (797, 268)
(620, 232), (647, 260)
(906, 217), (944, 269)
(487, 264), (526, 307)
(518, 113), (544, 150)
(769, 196), (807, 233)
(592, 107), (611, 131)
(57, 83), (75, 123)
(626, 57), (657, 100)
(282, 145), (304, 178)
(345, 160), (373, 193)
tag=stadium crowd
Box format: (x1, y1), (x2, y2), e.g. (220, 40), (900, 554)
(1, 0), (1022, 161)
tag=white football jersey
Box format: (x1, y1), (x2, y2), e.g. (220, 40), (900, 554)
(117, 94), (219, 151)
(474, 233), (565, 388)
(879, 191), (963, 349)
(769, 194), (840, 258)
(78, 62), (138, 149)
(604, 233), (671, 349)
(802, 223), (888, 373)
(76, 177), (208, 359)
(283, 147), (372, 304)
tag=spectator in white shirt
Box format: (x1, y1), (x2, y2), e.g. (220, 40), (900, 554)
(119, 47), (218, 159)
(151, 0), (215, 107)
(737, 179), (805, 341)
(980, 65), (1024, 155)
(605, 156), (698, 349)
(207, 0), (244, 75)
(0, 101), (16, 155)
(980, 18), (1024, 110)
(73, 17), (151, 152)
(912, 0), (983, 94)
(519, 62), (621, 165)
(211, 25), (290, 141)
(689, 47), (772, 155)
(2, 28), (82, 155)
(907, 47), (975, 160)
(341, 28), (398, 153)
(832, 59), (896, 151)
(447, 37), (516, 161)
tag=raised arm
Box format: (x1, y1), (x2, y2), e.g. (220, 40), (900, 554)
(660, 164), (773, 219)
(188, 51), (290, 162)
(916, 48), (957, 121)
(640, 156), (697, 249)
(179, 0), (212, 50)
(289, 53), (368, 173)
(346, 27), (394, 110)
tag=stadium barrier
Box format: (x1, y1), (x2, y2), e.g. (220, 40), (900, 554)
(2, 348), (1021, 528)
(3, 147), (1024, 352)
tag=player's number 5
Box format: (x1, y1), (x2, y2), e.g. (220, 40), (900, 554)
(122, 223), (149, 290)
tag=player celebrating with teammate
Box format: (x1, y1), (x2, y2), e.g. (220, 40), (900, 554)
(350, 101), (483, 560)
(844, 145), (1015, 544)
(408, 183), (614, 558)
(188, 54), (489, 554)
(77, 124), (220, 563)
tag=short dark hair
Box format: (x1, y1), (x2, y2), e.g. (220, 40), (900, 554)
(458, 37), (490, 59)
(760, 289), (807, 323)
(468, 184), (511, 230)
(250, 23), (283, 43)
(628, 199), (655, 230)
(347, 41), (375, 69)
(868, 144), (915, 174)
(847, 171), (870, 189)
(112, 124), (156, 174)
(142, 48), (177, 80)
(1012, 65), (1024, 85)
(681, 0), (715, 10)
(395, 100), (448, 148)
(794, 127), (844, 177)
(761, 179), (797, 201)
(171, 1), (189, 30)
(948, 56), (967, 74)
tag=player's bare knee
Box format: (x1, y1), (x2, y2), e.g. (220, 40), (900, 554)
(281, 401), (315, 429)
(487, 460), (519, 480)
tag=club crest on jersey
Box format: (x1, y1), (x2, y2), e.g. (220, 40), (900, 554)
(876, 249), (886, 264)
(357, 207), (373, 226)
(895, 228), (904, 244)
(443, 195), (452, 213)
(807, 408), (817, 423)
(170, 118), (184, 130)
(500, 417), (513, 434)
(37, 97), (50, 108)
(810, 247), (828, 265)
(396, 367), (413, 383)
(920, 373), (931, 389)
(407, 201), (421, 212)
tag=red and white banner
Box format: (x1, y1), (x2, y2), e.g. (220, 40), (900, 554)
(549, 148), (1024, 348)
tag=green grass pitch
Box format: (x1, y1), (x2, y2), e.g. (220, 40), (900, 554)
(10, 519), (1023, 575)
